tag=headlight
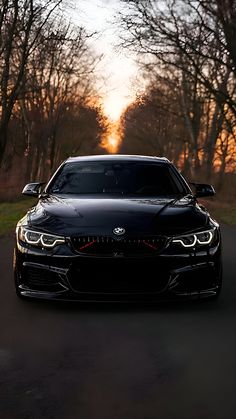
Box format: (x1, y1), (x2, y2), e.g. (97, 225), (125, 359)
(172, 229), (215, 248)
(18, 227), (65, 248)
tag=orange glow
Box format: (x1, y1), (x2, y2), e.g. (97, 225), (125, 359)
(101, 95), (132, 153)
(106, 135), (119, 153)
(214, 131), (236, 172)
(101, 121), (122, 154)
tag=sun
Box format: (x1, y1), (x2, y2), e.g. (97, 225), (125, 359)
(103, 131), (120, 154)
(101, 121), (122, 154)
(106, 135), (119, 153)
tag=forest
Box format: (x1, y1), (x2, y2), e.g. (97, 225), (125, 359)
(0, 0), (109, 199)
(0, 0), (236, 200)
(119, 0), (236, 192)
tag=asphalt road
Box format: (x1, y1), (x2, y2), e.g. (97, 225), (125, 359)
(0, 225), (236, 419)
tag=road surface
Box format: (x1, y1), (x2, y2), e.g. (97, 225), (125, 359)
(0, 225), (235, 419)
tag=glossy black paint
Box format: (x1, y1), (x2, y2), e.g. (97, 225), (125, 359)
(190, 183), (216, 198)
(22, 182), (46, 197)
(14, 155), (222, 302)
(26, 195), (209, 236)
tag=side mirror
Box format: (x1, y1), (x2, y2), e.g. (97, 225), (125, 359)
(22, 182), (45, 197)
(190, 183), (215, 198)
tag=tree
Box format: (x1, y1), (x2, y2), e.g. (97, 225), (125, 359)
(120, 77), (187, 169)
(199, 0), (236, 76)
(0, 0), (63, 165)
(119, 0), (236, 179)
(0, 1), (109, 198)
(18, 19), (102, 179)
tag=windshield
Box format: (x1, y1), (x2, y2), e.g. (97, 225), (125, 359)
(48, 161), (187, 197)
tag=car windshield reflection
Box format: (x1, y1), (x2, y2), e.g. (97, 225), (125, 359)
(49, 161), (186, 197)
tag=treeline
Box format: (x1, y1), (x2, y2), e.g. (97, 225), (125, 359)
(0, 0), (107, 199)
(119, 0), (236, 185)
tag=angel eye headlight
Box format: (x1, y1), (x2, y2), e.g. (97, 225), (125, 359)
(25, 230), (41, 245)
(196, 230), (213, 245)
(173, 234), (197, 248)
(41, 234), (65, 247)
(18, 227), (41, 244)
(18, 227), (65, 248)
(172, 228), (215, 248)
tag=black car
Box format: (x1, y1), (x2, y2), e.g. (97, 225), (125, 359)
(14, 155), (222, 302)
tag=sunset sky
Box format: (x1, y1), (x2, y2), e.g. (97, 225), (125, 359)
(73, 0), (137, 122)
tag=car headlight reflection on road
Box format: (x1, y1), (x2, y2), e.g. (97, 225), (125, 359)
(172, 229), (214, 248)
(18, 227), (65, 248)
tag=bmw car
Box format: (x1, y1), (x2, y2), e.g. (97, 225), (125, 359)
(14, 155), (222, 302)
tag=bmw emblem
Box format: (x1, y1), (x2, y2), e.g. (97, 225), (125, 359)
(113, 227), (126, 236)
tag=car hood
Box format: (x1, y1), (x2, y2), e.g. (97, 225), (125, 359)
(25, 194), (210, 237)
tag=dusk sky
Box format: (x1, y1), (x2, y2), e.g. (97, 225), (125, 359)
(72, 0), (137, 121)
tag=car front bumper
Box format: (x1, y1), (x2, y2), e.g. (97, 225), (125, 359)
(14, 240), (222, 302)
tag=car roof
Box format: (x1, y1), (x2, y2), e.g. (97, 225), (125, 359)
(66, 155), (170, 164)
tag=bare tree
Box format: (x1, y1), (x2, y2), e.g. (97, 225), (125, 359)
(0, 0), (63, 165)
(119, 0), (236, 179)
(119, 77), (187, 168)
(199, 0), (236, 76)
(0, 2), (108, 199)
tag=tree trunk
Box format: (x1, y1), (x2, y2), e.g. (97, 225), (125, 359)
(0, 125), (9, 167)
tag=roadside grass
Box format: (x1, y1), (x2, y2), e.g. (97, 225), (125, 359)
(198, 198), (236, 226)
(208, 205), (236, 226)
(0, 198), (36, 237)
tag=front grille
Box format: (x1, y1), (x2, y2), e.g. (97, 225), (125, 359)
(71, 236), (167, 256)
